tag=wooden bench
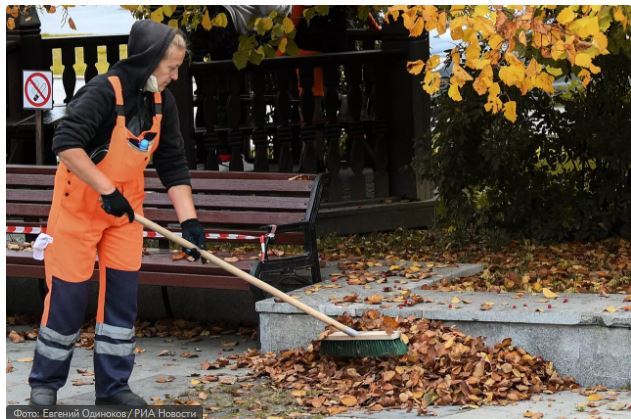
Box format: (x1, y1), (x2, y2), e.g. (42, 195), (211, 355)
(6, 164), (325, 308)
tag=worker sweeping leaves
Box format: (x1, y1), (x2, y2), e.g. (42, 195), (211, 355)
(28, 20), (206, 406)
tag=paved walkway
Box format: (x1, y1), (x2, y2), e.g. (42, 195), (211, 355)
(6, 327), (631, 417)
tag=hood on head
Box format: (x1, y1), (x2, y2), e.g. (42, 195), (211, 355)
(111, 19), (178, 95)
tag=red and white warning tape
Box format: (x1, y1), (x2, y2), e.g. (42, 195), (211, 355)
(7, 226), (268, 241)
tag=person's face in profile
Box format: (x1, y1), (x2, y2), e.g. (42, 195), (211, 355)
(152, 47), (186, 92)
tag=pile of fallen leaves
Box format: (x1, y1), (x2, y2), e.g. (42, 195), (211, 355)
(238, 311), (577, 415)
(321, 231), (631, 294)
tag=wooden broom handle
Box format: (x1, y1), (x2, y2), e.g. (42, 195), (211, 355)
(134, 214), (359, 337)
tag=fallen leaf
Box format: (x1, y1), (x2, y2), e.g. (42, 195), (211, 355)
(223, 256), (239, 263)
(197, 391), (208, 400)
(72, 378), (93, 386)
(480, 301), (494, 310)
(603, 306), (617, 313)
(16, 357), (33, 363)
(8, 330), (24, 343)
(219, 376), (237, 385)
(587, 393), (603, 401)
(156, 375), (175, 383)
(523, 411), (544, 418)
(365, 294), (383, 304)
(180, 352), (199, 358)
(7, 362), (14, 373)
(340, 395), (358, 407)
(542, 288), (558, 299)
(158, 350), (174, 357)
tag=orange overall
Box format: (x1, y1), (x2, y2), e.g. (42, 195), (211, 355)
(29, 76), (162, 398)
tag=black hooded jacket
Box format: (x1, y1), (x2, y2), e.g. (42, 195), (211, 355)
(52, 20), (191, 189)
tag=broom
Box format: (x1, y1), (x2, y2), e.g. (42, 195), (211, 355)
(134, 214), (407, 358)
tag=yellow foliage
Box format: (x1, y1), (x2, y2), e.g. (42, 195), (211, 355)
(577, 69), (591, 87)
(278, 37), (288, 54)
(503, 101), (517, 123)
(201, 9), (212, 31)
(498, 64), (525, 87)
(574, 52), (592, 68)
(282, 17), (295, 34)
(423, 71), (441, 95)
(212, 13), (228, 28)
(557, 6), (578, 25)
(568, 16), (600, 39)
(406, 59), (425, 75)
(448, 82), (463, 101)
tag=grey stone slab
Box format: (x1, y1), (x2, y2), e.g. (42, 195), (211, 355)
(256, 262), (631, 388)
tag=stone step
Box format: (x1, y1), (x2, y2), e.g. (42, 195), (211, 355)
(256, 263), (631, 388)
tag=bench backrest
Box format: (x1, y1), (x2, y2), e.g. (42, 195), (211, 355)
(6, 165), (324, 245)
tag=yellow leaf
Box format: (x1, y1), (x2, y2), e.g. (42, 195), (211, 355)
(587, 393), (603, 401)
(190, 379), (200, 385)
(201, 10), (212, 31)
(212, 12), (228, 28)
(542, 288), (558, 299)
(473, 5), (488, 17)
(150, 7), (164, 23)
(282, 16), (295, 34)
(426, 54), (442, 70)
(575, 52), (592, 68)
(451, 296), (461, 305)
(167, 19), (179, 30)
(557, 6), (577, 25)
(546, 65), (564, 76)
(400, 333), (409, 344)
(162, 5), (175, 18)
(589, 63), (601, 74)
(498, 65), (525, 87)
(406, 59), (425, 75)
(569, 16), (600, 39)
(423, 71), (442, 95)
(489, 34), (503, 50)
(604, 306), (617, 313)
(7, 17), (15, 30)
(448, 82), (463, 101)
(592, 31), (608, 52)
(503, 101), (517, 123)
(410, 17), (424, 37)
(535, 72), (555, 93)
(291, 390), (307, 397)
(437, 11), (447, 34)
(453, 64), (473, 84)
(278, 37), (288, 54)
(550, 40), (567, 61)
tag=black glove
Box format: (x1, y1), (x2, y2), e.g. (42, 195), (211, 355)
(181, 218), (206, 262)
(101, 189), (134, 222)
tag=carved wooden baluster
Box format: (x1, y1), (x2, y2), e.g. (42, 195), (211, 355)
(323, 64), (342, 202)
(83, 45), (98, 82)
(226, 71), (243, 171)
(61, 46), (76, 104)
(298, 64), (317, 173)
(372, 60), (389, 198)
(274, 68), (293, 172)
(251, 68), (269, 172)
(345, 61), (365, 200)
(198, 73), (220, 170)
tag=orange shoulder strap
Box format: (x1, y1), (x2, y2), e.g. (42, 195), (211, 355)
(107, 76), (125, 116)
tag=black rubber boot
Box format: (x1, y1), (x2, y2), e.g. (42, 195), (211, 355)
(95, 390), (147, 406)
(30, 387), (57, 405)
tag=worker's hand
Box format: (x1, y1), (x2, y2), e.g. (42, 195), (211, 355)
(100, 189), (134, 222)
(181, 218), (206, 263)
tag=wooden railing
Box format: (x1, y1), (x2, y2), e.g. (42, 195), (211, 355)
(6, 15), (429, 202)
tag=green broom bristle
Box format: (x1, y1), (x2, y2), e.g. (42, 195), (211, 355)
(320, 338), (408, 358)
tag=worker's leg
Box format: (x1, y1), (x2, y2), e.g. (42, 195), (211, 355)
(93, 219), (143, 399)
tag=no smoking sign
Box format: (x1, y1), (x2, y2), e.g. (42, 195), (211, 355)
(23, 70), (53, 110)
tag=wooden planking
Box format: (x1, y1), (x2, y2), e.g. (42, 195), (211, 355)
(7, 173), (314, 194)
(7, 164), (317, 182)
(6, 264), (252, 290)
(6, 251), (252, 290)
(6, 203), (306, 225)
(7, 189), (310, 211)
